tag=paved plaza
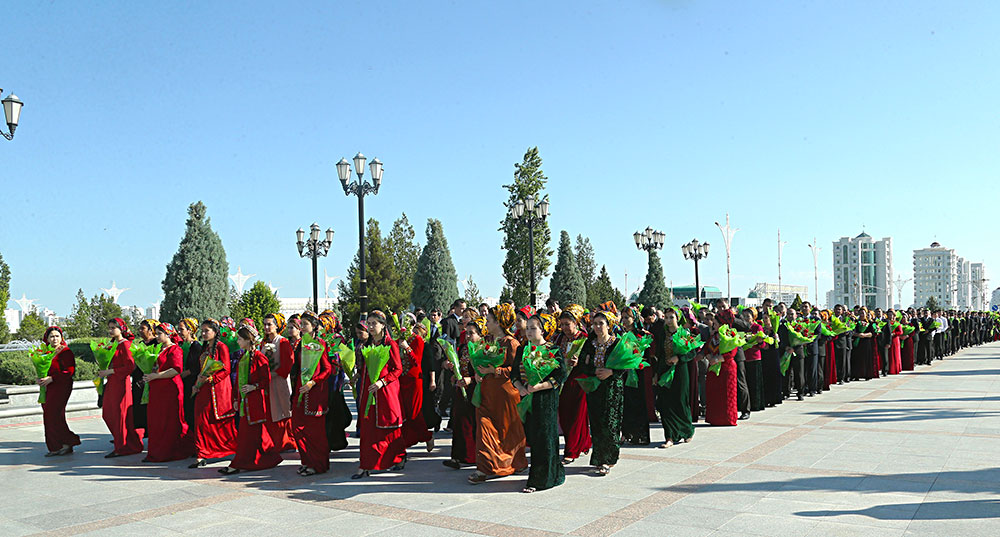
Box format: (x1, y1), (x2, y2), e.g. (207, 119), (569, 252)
(2, 343), (999, 537)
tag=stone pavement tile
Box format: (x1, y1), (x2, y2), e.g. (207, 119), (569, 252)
(145, 505), (236, 532)
(496, 505), (597, 533)
(716, 512), (820, 537)
(904, 517), (1000, 537)
(0, 491), (76, 519)
(75, 520), (182, 536)
(911, 498), (1000, 520)
(286, 512), (409, 536)
(366, 521), (481, 537)
(15, 505), (118, 531)
(671, 490), (764, 511)
(643, 504), (738, 530)
(855, 476), (934, 496)
(609, 519), (713, 537)
(804, 521), (905, 537)
(0, 516), (44, 537)
(438, 498), (535, 524)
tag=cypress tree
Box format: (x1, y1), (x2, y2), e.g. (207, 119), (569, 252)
(411, 219), (460, 312)
(575, 235), (597, 302)
(161, 201), (230, 323)
(500, 147), (553, 306)
(589, 265), (625, 310)
(550, 231), (587, 306)
(637, 250), (670, 310)
(463, 275), (484, 306)
(0, 252), (10, 343)
(385, 213), (421, 304)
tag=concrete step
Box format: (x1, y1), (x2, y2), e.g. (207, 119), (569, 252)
(0, 382), (100, 425)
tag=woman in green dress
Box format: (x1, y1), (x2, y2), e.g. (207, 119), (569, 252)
(652, 308), (696, 448)
(579, 309), (624, 476)
(511, 313), (567, 493)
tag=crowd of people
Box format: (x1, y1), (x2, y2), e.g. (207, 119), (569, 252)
(33, 297), (1000, 494)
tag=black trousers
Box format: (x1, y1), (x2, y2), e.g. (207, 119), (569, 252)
(735, 351), (750, 414)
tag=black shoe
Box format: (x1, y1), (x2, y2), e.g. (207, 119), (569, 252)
(351, 470), (370, 480)
(141, 458), (152, 463)
(797, 394), (804, 401)
(188, 459), (207, 469)
(443, 459), (461, 469)
(105, 451), (122, 459)
(739, 412), (751, 420)
(390, 455), (407, 471)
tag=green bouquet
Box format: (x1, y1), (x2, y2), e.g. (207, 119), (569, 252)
(131, 341), (162, 404)
(29, 344), (60, 404)
(784, 321), (817, 347)
(361, 345), (392, 417)
(299, 333), (325, 403)
(195, 357), (225, 390)
(780, 350), (793, 375)
(673, 327), (704, 356)
(741, 331), (774, 351)
(902, 324), (916, 336)
(516, 343), (561, 420)
(90, 339), (118, 395)
(718, 326), (746, 354)
(439, 339), (466, 399)
(468, 341), (506, 406)
(218, 326), (240, 357)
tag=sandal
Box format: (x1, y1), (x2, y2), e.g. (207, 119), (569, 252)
(218, 467), (240, 475)
(595, 465), (611, 476)
(188, 459), (207, 469)
(351, 470), (370, 480)
(658, 440), (674, 449)
(300, 467), (318, 476)
(561, 457), (576, 465)
(522, 487), (536, 493)
(425, 437), (435, 453)
(442, 459), (461, 469)
(468, 471), (490, 484)
(390, 455), (406, 472)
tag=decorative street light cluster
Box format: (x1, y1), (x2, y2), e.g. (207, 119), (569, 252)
(296, 223), (334, 312)
(337, 152), (384, 320)
(510, 194), (549, 307)
(633, 227), (665, 252)
(682, 239), (710, 304)
(1, 90), (24, 141)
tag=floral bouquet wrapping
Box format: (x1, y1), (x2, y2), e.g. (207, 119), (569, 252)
(194, 356), (226, 390)
(768, 310), (782, 332)
(660, 328), (705, 387)
(468, 341), (506, 406)
(741, 330), (774, 351)
(218, 326), (240, 357)
(784, 321), (817, 347)
(780, 350), (794, 375)
(29, 344), (59, 404)
(901, 324), (916, 336)
(90, 339), (118, 395)
(718, 325), (746, 355)
(577, 331), (652, 391)
(439, 339), (466, 399)
(516, 343), (561, 420)
(299, 333), (325, 403)
(131, 341), (162, 404)
(360, 345), (392, 417)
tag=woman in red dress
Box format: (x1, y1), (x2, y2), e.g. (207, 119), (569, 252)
(143, 323), (193, 462)
(188, 319), (237, 468)
(37, 326), (81, 456)
(400, 322), (433, 452)
(221, 325), (282, 474)
(260, 313), (296, 452)
(98, 318), (144, 457)
(352, 311), (407, 479)
(291, 312), (331, 476)
(703, 312), (738, 426)
(555, 304), (590, 464)
(888, 310), (904, 375)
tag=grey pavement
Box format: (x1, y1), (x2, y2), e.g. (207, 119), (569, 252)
(2, 342), (999, 536)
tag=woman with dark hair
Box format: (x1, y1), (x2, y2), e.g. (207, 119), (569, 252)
(400, 322), (433, 452)
(143, 323), (192, 462)
(177, 318), (202, 436)
(468, 303), (527, 484)
(291, 312), (332, 476)
(619, 306), (651, 446)
(443, 317), (483, 469)
(98, 318), (144, 457)
(220, 325), (282, 474)
(260, 313), (296, 452)
(579, 309), (624, 476)
(353, 311), (407, 479)
(703, 312), (738, 426)
(511, 313), (567, 493)
(555, 304), (590, 465)
(652, 309), (695, 448)
(188, 319), (237, 468)
(133, 319), (159, 437)
(37, 326), (81, 456)
(740, 308), (766, 412)
(318, 311), (352, 453)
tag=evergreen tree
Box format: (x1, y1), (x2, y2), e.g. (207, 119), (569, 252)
(463, 276), (483, 306)
(65, 289), (94, 339)
(385, 213), (421, 305)
(550, 231), (587, 306)
(338, 218), (407, 323)
(575, 235), (597, 302)
(231, 280), (281, 329)
(790, 294), (804, 311)
(161, 201), (230, 323)
(0, 251), (10, 343)
(637, 250), (670, 310)
(588, 265), (626, 310)
(500, 147), (553, 306)
(13, 309), (46, 341)
(125, 308), (145, 330)
(500, 286), (514, 303)
(411, 219), (460, 312)
(925, 296), (940, 311)
(89, 294), (123, 336)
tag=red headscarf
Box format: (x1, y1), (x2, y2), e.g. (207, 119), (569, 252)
(111, 318), (135, 341)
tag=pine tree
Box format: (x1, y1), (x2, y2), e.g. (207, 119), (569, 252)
(231, 280), (281, 329)
(925, 296), (940, 311)
(790, 294), (804, 311)
(500, 147), (553, 306)
(89, 294), (123, 336)
(66, 289), (94, 339)
(14, 309), (46, 341)
(637, 250), (670, 310)
(575, 235), (597, 302)
(550, 231), (587, 306)
(338, 218), (407, 323)
(411, 219), (460, 312)
(589, 265), (626, 310)
(0, 251), (10, 343)
(161, 201), (230, 323)
(385, 213), (421, 304)
(463, 276), (484, 306)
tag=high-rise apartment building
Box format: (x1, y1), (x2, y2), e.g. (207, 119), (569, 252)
(832, 233), (893, 309)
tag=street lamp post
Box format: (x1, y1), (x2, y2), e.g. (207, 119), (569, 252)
(778, 228), (787, 304)
(635, 226), (665, 297)
(715, 214), (738, 303)
(807, 237), (821, 306)
(682, 238), (710, 304)
(1, 91), (24, 140)
(510, 194), (549, 308)
(296, 223), (334, 312)
(337, 153), (384, 321)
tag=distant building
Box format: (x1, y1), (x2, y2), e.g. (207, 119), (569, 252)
(825, 290), (836, 309)
(146, 303), (161, 320)
(970, 263), (987, 310)
(990, 288), (1000, 312)
(748, 282), (809, 305)
(668, 285), (722, 304)
(4, 309), (21, 332)
(913, 242), (984, 310)
(278, 297), (338, 317)
(832, 233), (893, 309)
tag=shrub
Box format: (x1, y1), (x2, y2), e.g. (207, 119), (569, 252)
(0, 351), (101, 385)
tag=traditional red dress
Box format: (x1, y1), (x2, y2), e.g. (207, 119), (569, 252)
(400, 334), (431, 448)
(888, 325), (903, 375)
(902, 335), (915, 371)
(824, 339), (837, 389)
(292, 336), (331, 473)
(358, 333), (408, 471)
(42, 346), (81, 452)
(146, 345), (193, 461)
(556, 330), (591, 460)
(705, 348), (738, 426)
(193, 342), (237, 459)
(102, 340), (144, 455)
(231, 349), (282, 470)
(261, 336), (296, 452)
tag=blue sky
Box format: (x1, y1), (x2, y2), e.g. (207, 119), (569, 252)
(3, 1), (999, 315)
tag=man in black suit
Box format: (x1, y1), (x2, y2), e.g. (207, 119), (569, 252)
(435, 300), (466, 423)
(779, 308), (806, 400)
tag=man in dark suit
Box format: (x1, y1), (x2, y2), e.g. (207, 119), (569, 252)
(779, 308), (806, 401)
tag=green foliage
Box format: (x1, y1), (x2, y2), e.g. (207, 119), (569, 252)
(13, 309), (46, 341)
(161, 201), (230, 323)
(338, 218), (408, 323)
(637, 250), (670, 310)
(65, 289), (93, 339)
(385, 213), (421, 306)
(463, 275), (484, 306)
(0, 351), (98, 385)
(411, 219), (460, 312)
(588, 265), (626, 311)
(0, 251), (9, 343)
(230, 280), (281, 330)
(575, 235), (597, 303)
(550, 231), (587, 306)
(500, 286), (514, 303)
(89, 294), (123, 337)
(925, 296), (940, 311)
(500, 147), (553, 306)
(791, 294), (804, 311)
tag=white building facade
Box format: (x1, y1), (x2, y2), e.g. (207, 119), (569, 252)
(832, 233), (893, 309)
(913, 243), (986, 310)
(749, 282), (809, 305)
(970, 263), (987, 310)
